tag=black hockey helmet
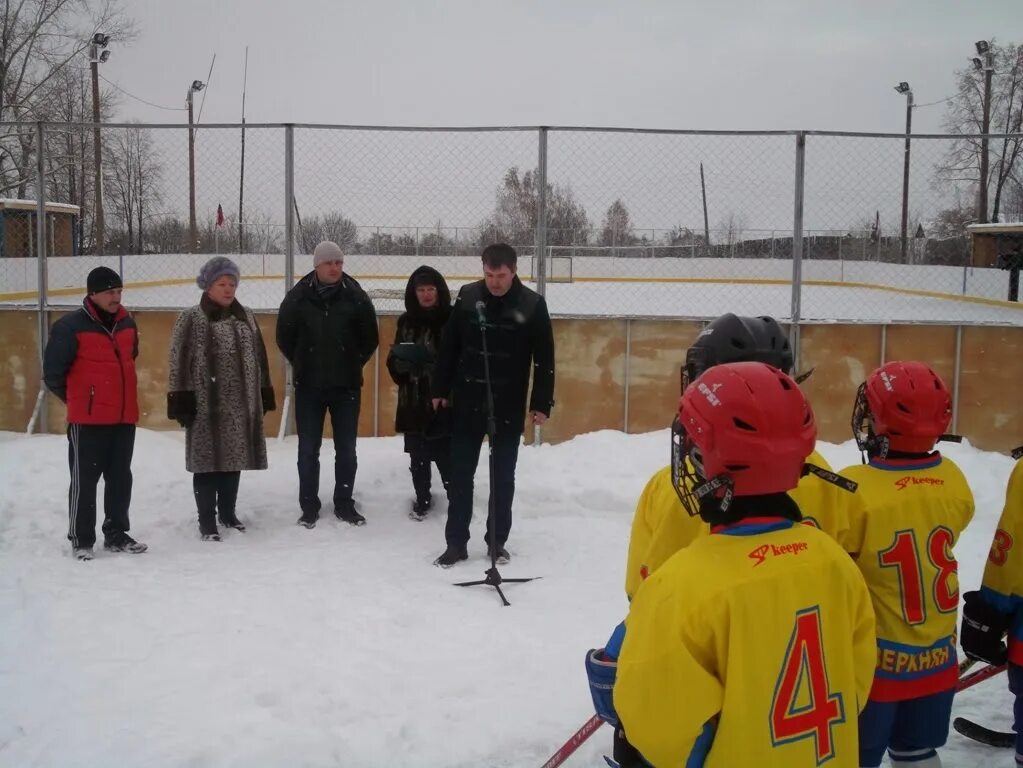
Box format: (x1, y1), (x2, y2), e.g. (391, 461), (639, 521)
(682, 314), (794, 392)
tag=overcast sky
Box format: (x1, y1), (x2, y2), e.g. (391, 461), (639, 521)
(106, 0), (1022, 133)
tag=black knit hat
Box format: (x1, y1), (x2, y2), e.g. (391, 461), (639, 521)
(87, 266), (123, 294)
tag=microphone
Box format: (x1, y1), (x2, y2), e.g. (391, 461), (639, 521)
(475, 300), (487, 325)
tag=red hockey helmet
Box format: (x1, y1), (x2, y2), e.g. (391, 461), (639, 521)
(852, 361), (952, 455)
(671, 361), (817, 518)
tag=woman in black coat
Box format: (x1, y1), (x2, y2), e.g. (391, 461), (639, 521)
(386, 266), (453, 520)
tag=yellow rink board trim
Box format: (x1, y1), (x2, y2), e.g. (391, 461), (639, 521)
(2, 274), (1020, 311)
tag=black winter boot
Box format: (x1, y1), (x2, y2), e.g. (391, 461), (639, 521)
(433, 544), (468, 568)
(410, 494), (432, 521)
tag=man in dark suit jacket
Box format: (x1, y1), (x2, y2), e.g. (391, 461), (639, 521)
(431, 243), (555, 567)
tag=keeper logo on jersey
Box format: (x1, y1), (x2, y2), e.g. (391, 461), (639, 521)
(894, 476), (945, 491)
(748, 540), (809, 567)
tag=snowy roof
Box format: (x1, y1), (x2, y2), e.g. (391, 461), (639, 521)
(0, 198), (80, 215)
(966, 222), (1023, 234)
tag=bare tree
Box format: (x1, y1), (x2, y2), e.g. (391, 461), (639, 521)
(0, 0), (135, 198)
(106, 122), (162, 253)
(39, 64), (118, 252)
(936, 41), (1023, 223)
(478, 167), (590, 248)
(297, 210), (357, 253)
(600, 198), (635, 249)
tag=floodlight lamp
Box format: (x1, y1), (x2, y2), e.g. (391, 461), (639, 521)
(895, 82), (910, 94)
(99, 50), (111, 63)
(973, 57), (983, 71)
(191, 80), (205, 93)
(92, 33), (110, 47)
(975, 40), (990, 55)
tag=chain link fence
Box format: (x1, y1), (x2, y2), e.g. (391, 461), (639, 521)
(2, 121), (1021, 328)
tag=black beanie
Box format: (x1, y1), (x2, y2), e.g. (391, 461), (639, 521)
(87, 266), (123, 294)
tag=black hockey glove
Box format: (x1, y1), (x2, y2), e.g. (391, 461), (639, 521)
(961, 590), (1010, 666)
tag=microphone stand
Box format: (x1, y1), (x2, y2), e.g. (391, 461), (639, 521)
(454, 300), (540, 606)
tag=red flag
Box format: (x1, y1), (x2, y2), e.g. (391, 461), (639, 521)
(216, 204), (225, 227)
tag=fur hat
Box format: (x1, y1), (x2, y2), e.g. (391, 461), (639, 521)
(196, 256), (241, 290)
(87, 266), (122, 294)
(313, 240), (344, 267)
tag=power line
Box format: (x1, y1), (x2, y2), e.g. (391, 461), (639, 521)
(914, 86), (973, 110)
(98, 73), (186, 112)
(196, 54), (216, 125)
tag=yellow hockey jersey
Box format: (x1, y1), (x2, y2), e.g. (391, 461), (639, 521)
(616, 517), (876, 768)
(978, 458), (1023, 665)
(839, 454), (975, 702)
(624, 450), (855, 600)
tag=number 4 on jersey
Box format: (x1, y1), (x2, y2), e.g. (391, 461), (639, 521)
(770, 607), (846, 765)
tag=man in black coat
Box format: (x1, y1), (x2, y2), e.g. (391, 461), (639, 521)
(276, 241), (379, 528)
(430, 243), (555, 567)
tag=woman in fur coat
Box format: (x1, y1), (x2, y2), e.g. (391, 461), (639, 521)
(167, 257), (275, 541)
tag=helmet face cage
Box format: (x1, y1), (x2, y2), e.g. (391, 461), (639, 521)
(671, 414), (734, 518)
(851, 382), (872, 453)
(851, 382), (891, 460)
(682, 347), (711, 393)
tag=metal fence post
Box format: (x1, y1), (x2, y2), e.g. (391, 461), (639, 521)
(29, 120), (49, 434)
(952, 325), (963, 434)
(789, 131), (806, 371)
(536, 126), (549, 296)
(534, 127), (549, 447)
(279, 124), (295, 441)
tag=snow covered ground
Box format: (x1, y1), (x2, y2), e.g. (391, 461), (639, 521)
(0, 427), (1018, 767)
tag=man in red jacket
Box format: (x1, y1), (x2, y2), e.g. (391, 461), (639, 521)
(44, 267), (147, 560)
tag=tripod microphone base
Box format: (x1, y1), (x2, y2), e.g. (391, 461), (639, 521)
(454, 567), (541, 607)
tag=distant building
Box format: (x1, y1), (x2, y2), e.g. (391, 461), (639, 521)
(0, 199), (81, 258)
(967, 222), (1023, 268)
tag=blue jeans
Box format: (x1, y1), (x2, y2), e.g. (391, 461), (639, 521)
(295, 386), (361, 513)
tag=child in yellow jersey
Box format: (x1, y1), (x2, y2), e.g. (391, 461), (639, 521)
(961, 445), (1023, 765)
(587, 362), (876, 768)
(840, 361), (975, 768)
(624, 314), (857, 601)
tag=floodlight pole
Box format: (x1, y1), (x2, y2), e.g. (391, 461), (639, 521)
(978, 49), (994, 224)
(89, 33), (109, 255)
(187, 80), (205, 253)
(896, 84), (913, 262)
(971, 41), (996, 224)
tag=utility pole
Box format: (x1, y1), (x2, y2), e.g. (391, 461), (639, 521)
(89, 33), (110, 255)
(973, 40), (995, 224)
(187, 79), (205, 253)
(894, 82), (913, 261)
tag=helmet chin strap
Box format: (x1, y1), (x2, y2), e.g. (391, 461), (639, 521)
(801, 463), (859, 493)
(693, 474), (734, 518)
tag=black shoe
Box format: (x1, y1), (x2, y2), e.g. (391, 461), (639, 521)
(334, 501), (366, 526)
(218, 513), (246, 532)
(103, 533), (148, 554)
(297, 511), (318, 529)
(487, 545), (510, 565)
(201, 533), (222, 542)
(433, 544), (468, 568)
(73, 546), (94, 561)
(409, 495), (432, 521)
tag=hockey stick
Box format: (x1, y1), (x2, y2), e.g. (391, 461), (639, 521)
(952, 717), (1015, 748)
(540, 715), (604, 768)
(956, 662), (1008, 692)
